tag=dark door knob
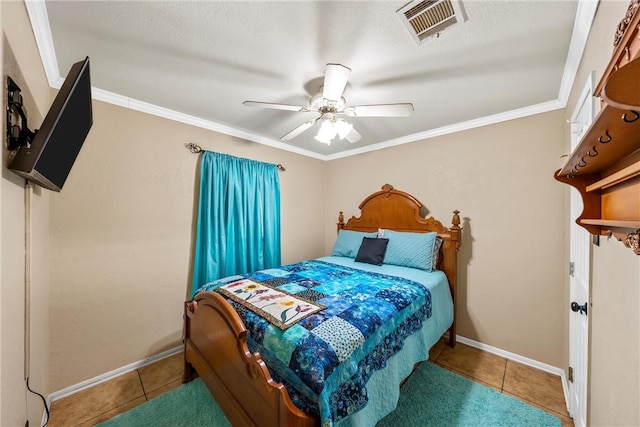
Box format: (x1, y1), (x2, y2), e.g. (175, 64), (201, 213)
(571, 301), (588, 315)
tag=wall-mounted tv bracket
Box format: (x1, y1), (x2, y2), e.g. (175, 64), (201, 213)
(6, 76), (37, 151)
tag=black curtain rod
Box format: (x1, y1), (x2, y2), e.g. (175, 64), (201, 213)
(184, 143), (285, 171)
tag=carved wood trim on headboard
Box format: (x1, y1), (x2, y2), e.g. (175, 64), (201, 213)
(337, 184), (459, 238)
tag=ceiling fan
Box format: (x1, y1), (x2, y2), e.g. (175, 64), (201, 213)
(243, 63), (414, 144)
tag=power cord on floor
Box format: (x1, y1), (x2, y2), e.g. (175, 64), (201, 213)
(26, 377), (49, 427)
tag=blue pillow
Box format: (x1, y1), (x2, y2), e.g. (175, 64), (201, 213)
(382, 229), (438, 271)
(331, 230), (377, 258)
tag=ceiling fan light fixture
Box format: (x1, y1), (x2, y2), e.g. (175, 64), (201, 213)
(335, 119), (353, 140)
(244, 62), (413, 144)
(315, 119), (337, 144)
(314, 135), (332, 145)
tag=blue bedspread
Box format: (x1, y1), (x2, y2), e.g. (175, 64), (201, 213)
(197, 259), (436, 426)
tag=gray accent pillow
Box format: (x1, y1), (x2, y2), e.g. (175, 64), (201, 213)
(355, 237), (389, 266)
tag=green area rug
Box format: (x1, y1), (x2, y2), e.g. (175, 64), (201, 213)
(98, 362), (561, 427)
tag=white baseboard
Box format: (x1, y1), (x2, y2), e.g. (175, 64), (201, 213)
(454, 335), (571, 414)
(46, 336), (573, 418)
(455, 335), (563, 375)
(561, 371), (571, 414)
(48, 345), (183, 403)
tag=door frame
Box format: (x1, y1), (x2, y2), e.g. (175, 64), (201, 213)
(566, 71), (595, 426)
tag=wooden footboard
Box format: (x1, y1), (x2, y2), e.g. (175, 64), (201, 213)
(183, 291), (319, 427)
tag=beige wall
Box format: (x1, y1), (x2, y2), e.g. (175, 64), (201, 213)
(590, 239), (639, 426)
(48, 100), (327, 390)
(3, 1), (639, 426)
(564, 1), (640, 425)
(326, 110), (568, 367)
(1, 2), (52, 426)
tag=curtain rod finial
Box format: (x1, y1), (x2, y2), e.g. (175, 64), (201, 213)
(185, 143), (203, 153)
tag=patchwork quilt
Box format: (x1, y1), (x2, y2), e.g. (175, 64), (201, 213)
(197, 260), (432, 427)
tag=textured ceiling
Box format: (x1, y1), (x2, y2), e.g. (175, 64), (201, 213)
(30, 0), (586, 159)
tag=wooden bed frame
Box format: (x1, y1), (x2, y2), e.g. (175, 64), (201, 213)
(183, 184), (461, 427)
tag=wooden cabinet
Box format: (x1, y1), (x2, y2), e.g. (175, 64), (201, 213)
(555, 0), (640, 255)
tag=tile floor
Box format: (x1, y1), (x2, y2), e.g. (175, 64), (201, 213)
(428, 339), (574, 427)
(48, 339), (573, 426)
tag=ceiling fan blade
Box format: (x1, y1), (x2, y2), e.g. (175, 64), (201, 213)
(243, 100), (308, 112)
(346, 127), (362, 144)
(322, 63), (351, 102)
(280, 118), (319, 141)
(344, 103), (414, 117)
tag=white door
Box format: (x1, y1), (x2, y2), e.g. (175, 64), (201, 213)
(567, 73), (594, 427)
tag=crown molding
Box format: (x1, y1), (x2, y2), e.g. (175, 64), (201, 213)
(325, 99), (564, 160)
(26, 0), (595, 161)
(24, 0), (61, 87)
(91, 88), (326, 160)
(557, 0), (600, 105)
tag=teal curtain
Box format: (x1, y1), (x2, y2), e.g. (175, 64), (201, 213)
(191, 151), (281, 297)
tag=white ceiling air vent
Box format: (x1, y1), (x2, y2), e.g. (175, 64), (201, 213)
(397, 0), (467, 45)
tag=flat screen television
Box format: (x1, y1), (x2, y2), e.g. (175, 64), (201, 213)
(9, 57), (92, 192)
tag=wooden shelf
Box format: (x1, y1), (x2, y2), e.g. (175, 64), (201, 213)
(581, 219), (640, 229)
(581, 220), (640, 255)
(555, 0), (640, 255)
(586, 160), (640, 191)
(594, 0), (640, 96)
(602, 57), (640, 110)
(557, 104), (640, 177)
